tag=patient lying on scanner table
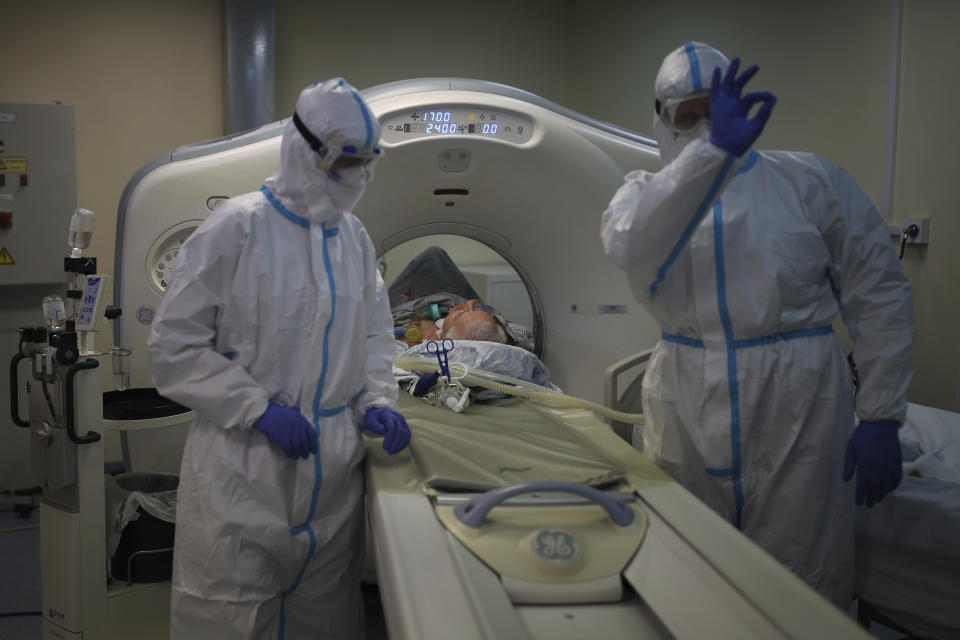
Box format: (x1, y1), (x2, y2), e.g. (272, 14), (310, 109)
(389, 247), (555, 409)
(388, 246), (534, 350)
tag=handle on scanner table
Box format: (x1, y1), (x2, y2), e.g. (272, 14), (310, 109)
(453, 481), (634, 528)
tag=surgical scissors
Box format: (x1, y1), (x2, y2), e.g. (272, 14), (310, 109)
(426, 339), (454, 380)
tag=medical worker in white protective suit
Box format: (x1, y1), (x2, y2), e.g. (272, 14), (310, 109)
(601, 42), (916, 606)
(148, 78), (411, 639)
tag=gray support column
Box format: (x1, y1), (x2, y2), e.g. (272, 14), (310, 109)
(223, 0), (276, 134)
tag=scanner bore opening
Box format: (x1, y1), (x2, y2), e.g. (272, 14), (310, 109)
(381, 234), (541, 355)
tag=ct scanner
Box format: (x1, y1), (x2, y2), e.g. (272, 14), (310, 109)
(108, 79), (869, 638)
(115, 78), (664, 405)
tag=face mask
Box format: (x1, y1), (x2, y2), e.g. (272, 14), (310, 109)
(325, 160), (377, 211)
(326, 178), (366, 212)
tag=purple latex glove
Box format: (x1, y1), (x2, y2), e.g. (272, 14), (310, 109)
(843, 420), (903, 507)
(709, 57), (777, 157)
(363, 406), (411, 455)
(252, 401), (317, 459)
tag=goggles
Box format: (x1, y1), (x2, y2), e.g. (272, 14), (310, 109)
(292, 111), (381, 172)
(655, 90), (711, 132)
(329, 154), (376, 171)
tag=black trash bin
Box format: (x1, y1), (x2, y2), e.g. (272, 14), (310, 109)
(106, 472), (179, 584)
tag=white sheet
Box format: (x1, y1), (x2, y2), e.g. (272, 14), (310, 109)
(900, 402), (960, 483)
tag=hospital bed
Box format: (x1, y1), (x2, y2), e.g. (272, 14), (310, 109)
(855, 402), (960, 639)
(606, 350), (960, 639)
(108, 78), (871, 637)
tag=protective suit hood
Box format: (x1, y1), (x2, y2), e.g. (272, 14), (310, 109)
(264, 78), (381, 224)
(652, 42), (729, 164)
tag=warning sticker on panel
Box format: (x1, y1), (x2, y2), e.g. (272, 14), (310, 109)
(0, 157), (27, 172)
(0, 247), (14, 265)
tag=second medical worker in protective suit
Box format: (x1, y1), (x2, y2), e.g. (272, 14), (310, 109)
(601, 42), (916, 607)
(148, 78), (410, 639)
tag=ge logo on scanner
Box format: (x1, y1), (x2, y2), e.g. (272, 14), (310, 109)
(137, 306), (155, 325)
(531, 528), (580, 564)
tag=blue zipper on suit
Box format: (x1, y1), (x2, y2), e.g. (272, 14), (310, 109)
(262, 185), (346, 637)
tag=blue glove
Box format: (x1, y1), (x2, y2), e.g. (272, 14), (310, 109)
(253, 401), (318, 459)
(843, 420), (903, 507)
(363, 406), (411, 455)
(709, 57), (777, 157)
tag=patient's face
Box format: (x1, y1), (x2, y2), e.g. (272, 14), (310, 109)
(441, 309), (495, 339)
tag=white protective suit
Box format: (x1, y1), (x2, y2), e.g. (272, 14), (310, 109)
(147, 78), (397, 639)
(601, 42), (916, 606)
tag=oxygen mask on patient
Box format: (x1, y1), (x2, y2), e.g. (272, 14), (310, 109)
(395, 303), (453, 346)
(421, 302), (450, 320)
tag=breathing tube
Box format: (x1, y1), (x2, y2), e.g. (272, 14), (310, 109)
(393, 356), (645, 425)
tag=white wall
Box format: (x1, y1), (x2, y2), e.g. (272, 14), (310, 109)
(275, 0), (576, 116)
(893, 0), (960, 410)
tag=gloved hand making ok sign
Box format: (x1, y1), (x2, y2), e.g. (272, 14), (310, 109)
(363, 406), (411, 455)
(843, 420), (903, 507)
(709, 57), (777, 157)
